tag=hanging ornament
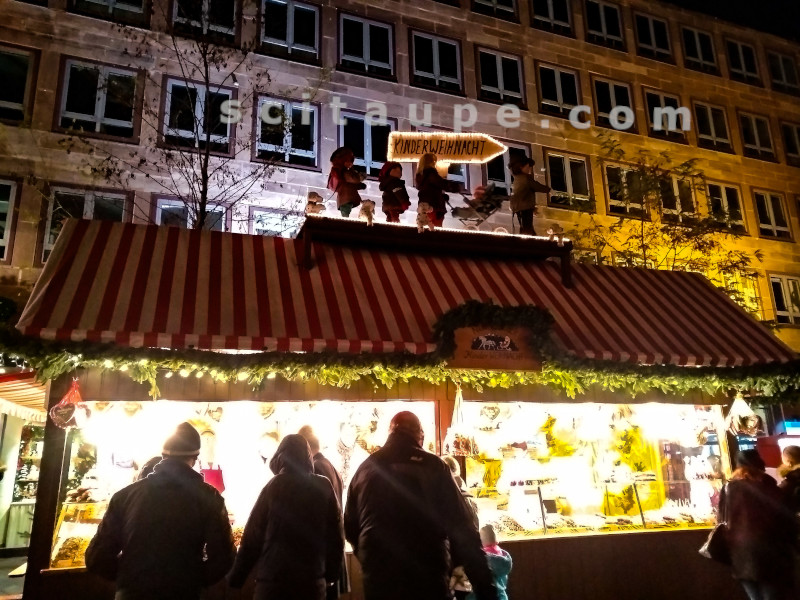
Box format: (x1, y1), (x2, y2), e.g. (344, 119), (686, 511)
(725, 394), (762, 437)
(443, 384), (478, 457)
(49, 379), (91, 429)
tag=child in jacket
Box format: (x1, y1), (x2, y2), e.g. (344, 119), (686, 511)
(467, 525), (512, 600)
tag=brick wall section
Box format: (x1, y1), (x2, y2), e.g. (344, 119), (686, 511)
(0, 0), (799, 350)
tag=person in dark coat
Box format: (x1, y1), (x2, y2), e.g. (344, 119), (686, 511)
(415, 153), (460, 227)
(778, 445), (800, 512)
(298, 425), (344, 505)
(720, 449), (799, 600)
(85, 422), (235, 600)
(378, 161), (411, 223)
(328, 147), (365, 217)
(228, 434), (344, 600)
(344, 411), (497, 600)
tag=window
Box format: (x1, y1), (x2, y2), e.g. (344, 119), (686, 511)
(154, 198), (227, 230)
(69, 0), (149, 26)
(174, 0), (235, 38)
(537, 64), (580, 118)
(340, 112), (394, 177)
(593, 78), (634, 130)
(255, 97), (317, 167)
(0, 180), (18, 261)
(706, 183), (744, 232)
(693, 102), (731, 152)
(682, 27), (717, 73)
(44, 189), (127, 262)
(261, 0), (319, 60)
(531, 0), (571, 35)
(644, 89), (688, 140)
(58, 60), (138, 140)
(782, 122), (800, 167)
(546, 151), (592, 210)
(770, 275), (800, 325)
(0, 46), (35, 124)
(472, 0), (516, 21)
(585, 0), (624, 50)
(411, 32), (462, 93)
(339, 15), (393, 77)
(605, 164), (646, 217)
(635, 14), (671, 61)
(726, 40), (760, 85)
(163, 79), (234, 154)
(658, 176), (695, 223)
(485, 144), (529, 196)
(754, 191), (790, 239)
(477, 49), (524, 105)
(739, 113), (774, 160)
(767, 51), (799, 95)
(250, 207), (303, 237)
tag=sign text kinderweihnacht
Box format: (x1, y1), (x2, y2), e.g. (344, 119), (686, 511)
(387, 131), (507, 164)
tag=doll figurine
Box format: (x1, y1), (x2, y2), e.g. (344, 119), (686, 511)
(327, 147), (366, 218)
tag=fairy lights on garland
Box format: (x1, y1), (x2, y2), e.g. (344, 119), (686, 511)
(0, 301), (798, 403)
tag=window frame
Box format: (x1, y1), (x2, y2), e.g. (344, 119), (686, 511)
(471, 0), (518, 23)
(543, 148), (594, 212)
(768, 273), (800, 326)
(249, 205), (305, 238)
(753, 189), (792, 241)
(642, 87), (688, 142)
(592, 76), (636, 132)
(603, 163), (648, 219)
(658, 175), (696, 224)
(259, 0), (321, 63)
(738, 111), (775, 161)
(633, 12), (672, 62)
(475, 47), (525, 107)
(781, 121), (800, 167)
(692, 101), (733, 153)
(725, 38), (761, 86)
(0, 177), (21, 265)
(253, 96), (319, 169)
(767, 50), (800, 95)
(705, 181), (746, 233)
(584, 0), (625, 51)
(172, 0), (239, 41)
(337, 12), (394, 79)
(482, 140), (531, 197)
(409, 30), (464, 94)
(39, 185), (132, 265)
(338, 110), (397, 179)
(536, 61), (581, 119)
(152, 195), (231, 231)
(55, 56), (142, 143)
(681, 26), (718, 74)
(0, 44), (38, 126)
(531, 0), (573, 36)
(68, 0), (151, 27)
(160, 76), (237, 156)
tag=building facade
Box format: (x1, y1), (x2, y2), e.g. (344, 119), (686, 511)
(1, 0), (799, 351)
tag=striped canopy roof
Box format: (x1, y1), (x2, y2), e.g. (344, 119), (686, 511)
(17, 219), (796, 367)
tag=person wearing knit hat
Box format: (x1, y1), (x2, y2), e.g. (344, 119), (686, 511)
(86, 422), (235, 599)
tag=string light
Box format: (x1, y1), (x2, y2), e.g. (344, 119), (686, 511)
(103, 360), (113, 368)
(119, 364), (128, 372)
(386, 131), (508, 164)
(266, 372), (276, 380)
(195, 371), (204, 378)
(179, 369), (190, 378)
(164, 371), (173, 378)
(237, 371), (248, 381)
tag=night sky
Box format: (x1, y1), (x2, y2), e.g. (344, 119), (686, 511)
(664, 0), (800, 42)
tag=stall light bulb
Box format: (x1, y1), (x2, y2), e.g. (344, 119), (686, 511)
(195, 371), (204, 379)
(237, 371), (248, 381)
(119, 364), (129, 372)
(266, 372), (276, 380)
(138, 359), (148, 365)
(103, 359), (114, 368)
(179, 369), (190, 378)
(164, 371), (173, 378)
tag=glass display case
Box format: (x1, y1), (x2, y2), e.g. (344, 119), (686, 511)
(449, 401), (726, 540)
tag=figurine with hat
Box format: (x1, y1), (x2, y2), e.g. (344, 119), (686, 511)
(327, 147), (367, 218)
(507, 155), (550, 236)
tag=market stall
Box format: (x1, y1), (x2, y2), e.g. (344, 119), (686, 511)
(5, 218), (799, 600)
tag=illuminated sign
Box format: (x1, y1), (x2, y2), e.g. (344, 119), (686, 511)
(449, 327), (541, 370)
(387, 131), (508, 164)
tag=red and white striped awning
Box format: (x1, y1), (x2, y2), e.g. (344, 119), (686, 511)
(17, 219), (796, 367)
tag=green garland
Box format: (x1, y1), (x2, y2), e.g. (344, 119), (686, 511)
(0, 301), (798, 403)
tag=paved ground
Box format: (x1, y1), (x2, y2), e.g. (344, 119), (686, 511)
(0, 557), (24, 598)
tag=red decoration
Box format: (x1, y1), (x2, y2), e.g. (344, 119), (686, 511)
(49, 379), (90, 429)
(201, 467), (225, 493)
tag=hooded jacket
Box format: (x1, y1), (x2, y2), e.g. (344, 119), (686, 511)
(344, 431), (497, 600)
(228, 435), (344, 600)
(467, 550), (512, 600)
(85, 458), (235, 600)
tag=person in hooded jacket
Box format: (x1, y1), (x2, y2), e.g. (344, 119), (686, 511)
(415, 153), (461, 227)
(344, 411), (497, 600)
(85, 422), (235, 600)
(328, 147), (365, 217)
(467, 525), (512, 600)
(720, 449), (799, 600)
(228, 434), (344, 600)
(378, 161), (411, 223)
(778, 445), (800, 513)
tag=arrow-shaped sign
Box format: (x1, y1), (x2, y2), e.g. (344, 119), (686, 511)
(387, 131), (508, 164)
